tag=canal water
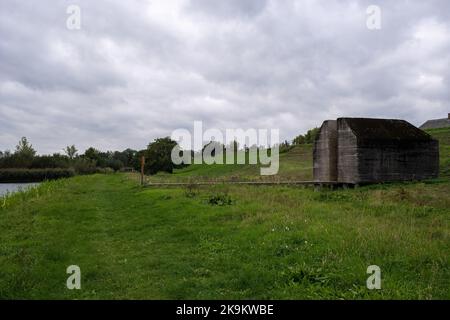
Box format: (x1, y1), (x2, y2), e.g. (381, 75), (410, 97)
(0, 183), (40, 197)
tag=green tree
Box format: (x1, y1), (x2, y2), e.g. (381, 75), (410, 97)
(144, 137), (178, 175)
(112, 149), (137, 168)
(15, 137), (36, 158)
(292, 128), (319, 145)
(292, 134), (306, 145)
(14, 137), (36, 167)
(132, 150), (146, 171)
(31, 154), (70, 169)
(64, 145), (78, 160)
(84, 147), (100, 162)
(304, 128), (319, 144)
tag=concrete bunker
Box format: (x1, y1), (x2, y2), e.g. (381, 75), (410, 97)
(313, 118), (439, 184)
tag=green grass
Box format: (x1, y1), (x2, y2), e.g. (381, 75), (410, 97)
(426, 127), (450, 177)
(150, 145), (313, 183)
(0, 128), (448, 299)
(1, 174), (448, 299)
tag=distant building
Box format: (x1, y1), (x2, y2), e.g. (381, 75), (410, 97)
(420, 114), (450, 129)
(313, 118), (439, 184)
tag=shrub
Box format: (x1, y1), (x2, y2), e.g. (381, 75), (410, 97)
(0, 168), (75, 183)
(72, 158), (97, 175)
(207, 193), (234, 206)
(31, 154), (70, 169)
(95, 167), (115, 174)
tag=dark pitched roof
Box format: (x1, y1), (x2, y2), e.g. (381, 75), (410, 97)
(340, 118), (434, 142)
(419, 118), (450, 129)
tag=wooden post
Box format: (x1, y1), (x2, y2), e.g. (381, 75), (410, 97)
(140, 156), (145, 186)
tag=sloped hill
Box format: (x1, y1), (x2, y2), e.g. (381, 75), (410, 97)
(150, 144), (313, 183)
(426, 127), (450, 177)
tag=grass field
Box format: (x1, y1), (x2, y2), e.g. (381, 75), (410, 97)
(0, 129), (449, 299)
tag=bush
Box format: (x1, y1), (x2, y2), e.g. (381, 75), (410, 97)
(95, 167), (115, 174)
(207, 193), (234, 206)
(72, 158), (97, 175)
(31, 154), (70, 169)
(0, 168), (75, 183)
(103, 159), (124, 172)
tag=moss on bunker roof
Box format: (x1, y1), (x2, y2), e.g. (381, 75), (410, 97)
(340, 118), (434, 142)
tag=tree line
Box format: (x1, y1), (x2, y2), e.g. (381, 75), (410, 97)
(0, 137), (138, 173)
(0, 128), (318, 180)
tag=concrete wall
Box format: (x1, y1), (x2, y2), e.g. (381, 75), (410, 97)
(356, 140), (439, 183)
(313, 120), (338, 182)
(337, 119), (359, 183)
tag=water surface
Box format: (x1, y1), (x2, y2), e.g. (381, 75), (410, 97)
(0, 183), (40, 197)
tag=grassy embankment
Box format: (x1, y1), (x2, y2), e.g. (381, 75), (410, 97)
(0, 128), (449, 299)
(149, 144), (313, 183)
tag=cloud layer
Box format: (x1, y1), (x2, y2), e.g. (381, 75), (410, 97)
(1, 0), (449, 153)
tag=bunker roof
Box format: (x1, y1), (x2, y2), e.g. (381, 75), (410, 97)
(340, 118), (434, 142)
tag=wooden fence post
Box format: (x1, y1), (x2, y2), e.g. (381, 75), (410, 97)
(140, 156), (145, 186)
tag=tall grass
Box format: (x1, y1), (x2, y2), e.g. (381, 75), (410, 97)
(0, 179), (68, 210)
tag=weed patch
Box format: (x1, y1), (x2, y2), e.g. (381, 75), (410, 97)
(206, 193), (234, 206)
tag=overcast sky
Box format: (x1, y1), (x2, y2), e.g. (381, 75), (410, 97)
(1, 0), (449, 154)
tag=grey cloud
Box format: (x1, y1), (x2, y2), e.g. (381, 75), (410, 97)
(186, 0), (268, 19)
(0, 0), (449, 154)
